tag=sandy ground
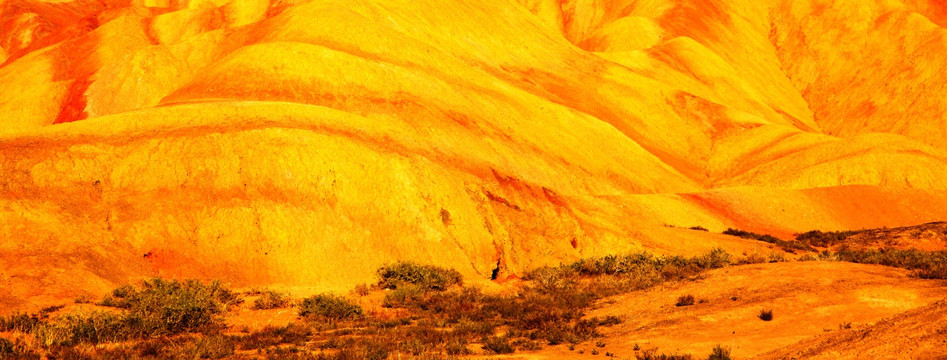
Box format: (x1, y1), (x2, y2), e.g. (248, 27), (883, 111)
(513, 261), (947, 359)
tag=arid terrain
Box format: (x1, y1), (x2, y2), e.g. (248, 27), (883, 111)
(2, 0), (947, 358)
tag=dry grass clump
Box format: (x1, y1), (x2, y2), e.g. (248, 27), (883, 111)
(298, 294), (363, 321)
(758, 309), (774, 321)
(481, 335), (514, 354)
(0, 337), (38, 359)
(237, 323), (312, 350)
(252, 290), (292, 310)
(708, 344), (732, 360)
(676, 295), (696, 307)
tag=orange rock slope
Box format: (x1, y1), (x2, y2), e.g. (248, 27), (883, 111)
(2, 0), (947, 308)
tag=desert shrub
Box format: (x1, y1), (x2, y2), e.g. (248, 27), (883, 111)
(758, 309), (773, 321)
(381, 285), (427, 309)
(534, 248), (731, 289)
(741, 252), (768, 264)
(527, 266), (578, 294)
(676, 295), (696, 307)
(32, 311), (127, 347)
(637, 348), (694, 360)
(0, 312), (44, 333)
(595, 316), (622, 327)
(444, 338), (471, 355)
(253, 291), (291, 310)
(4, 249), (746, 359)
(452, 318), (495, 337)
(0, 338), (13, 356)
(173, 335), (235, 359)
(314, 338), (391, 360)
(24, 279), (239, 349)
(0, 337), (38, 360)
(299, 294), (363, 320)
(797, 253), (818, 261)
(689, 226), (709, 231)
(724, 228), (814, 253)
(377, 262), (462, 291)
(263, 347), (321, 360)
(796, 230), (864, 247)
(534, 318), (600, 345)
(482, 335), (514, 354)
(833, 248), (947, 279)
(361, 343), (392, 360)
(100, 278), (239, 336)
(694, 248), (732, 269)
(74, 294), (94, 304)
(768, 252), (787, 263)
(513, 338), (543, 350)
(708, 344), (732, 360)
(566, 252), (661, 276)
(353, 284), (372, 297)
(238, 323), (312, 350)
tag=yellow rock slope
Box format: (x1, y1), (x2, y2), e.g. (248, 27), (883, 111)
(1, 0), (947, 309)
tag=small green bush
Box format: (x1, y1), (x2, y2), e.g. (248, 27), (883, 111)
(22, 278), (242, 349)
(758, 309), (773, 321)
(298, 294), (363, 320)
(482, 335), (514, 354)
(100, 278), (239, 335)
(32, 311), (126, 347)
(377, 262), (462, 291)
(695, 248), (732, 269)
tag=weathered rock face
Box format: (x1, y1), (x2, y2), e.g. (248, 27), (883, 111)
(1, 0), (947, 309)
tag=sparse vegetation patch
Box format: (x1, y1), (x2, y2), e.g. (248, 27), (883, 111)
(377, 262), (462, 291)
(708, 344), (732, 360)
(252, 290), (291, 310)
(833, 248), (947, 279)
(0, 249), (739, 359)
(795, 229), (865, 247)
(298, 294), (363, 321)
(724, 228), (814, 253)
